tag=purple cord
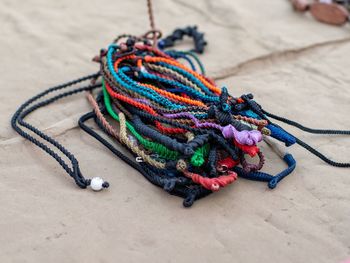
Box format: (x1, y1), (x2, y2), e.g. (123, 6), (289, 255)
(134, 98), (151, 105)
(164, 112), (262, 145)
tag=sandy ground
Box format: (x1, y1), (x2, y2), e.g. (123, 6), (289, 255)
(1, 0), (350, 262)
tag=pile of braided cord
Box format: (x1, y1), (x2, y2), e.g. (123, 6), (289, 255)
(11, 26), (350, 207)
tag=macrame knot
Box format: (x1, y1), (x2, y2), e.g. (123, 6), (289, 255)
(215, 109), (232, 126)
(241, 94), (264, 116)
(183, 192), (196, 208)
(219, 86), (231, 112)
(222, 125), (262, 145)
(102, 182), (110, 188)
(241, 151), (265, 173)
(183, 170), (237, 191)
(176, 159), (188, 171)
(261, 127), (271, 136)
(163, 179), (176, 192)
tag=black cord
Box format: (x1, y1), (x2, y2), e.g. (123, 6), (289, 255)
(11, 73), (108, 188)
(158, 26), (207, 54)
(262, 109), (350, 168)
(262, 109), (350, 135)
(78, 108), (211, 207)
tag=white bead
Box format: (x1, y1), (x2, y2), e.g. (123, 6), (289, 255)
(90, 177), (104, 191)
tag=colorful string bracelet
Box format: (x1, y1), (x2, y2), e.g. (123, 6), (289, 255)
(11, 1), (350, 206)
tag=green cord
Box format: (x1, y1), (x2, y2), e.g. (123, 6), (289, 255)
(190, 142), (210, 167)
(103, 80), (178, 160)
(102, 80), (209, 165)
